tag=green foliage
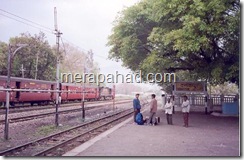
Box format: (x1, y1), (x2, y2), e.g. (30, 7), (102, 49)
(107, 0), (240, 86)
(0, 42), (8, 75)
(0, 32), (56, 81)
(107, 0), (157, 71)
(35, 125), (59, 136)
(0, 33), (101, 83)
(208, 82), (239, 95)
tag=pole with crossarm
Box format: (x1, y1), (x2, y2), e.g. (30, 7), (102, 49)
(4, 44), (28, 140)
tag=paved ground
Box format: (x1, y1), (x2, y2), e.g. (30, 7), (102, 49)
(65, 107), (240, 157)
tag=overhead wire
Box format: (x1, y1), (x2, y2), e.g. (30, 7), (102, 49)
(61, 38), (108, 60)
(0, 8), (54, 33)
(0, 8), (109, 60)
(0, 13), (53, 35)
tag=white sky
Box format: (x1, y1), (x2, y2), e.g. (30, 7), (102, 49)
(1, 0), (241, 92)
(0, 0), (140, 76)
(0, 0), (163, 92)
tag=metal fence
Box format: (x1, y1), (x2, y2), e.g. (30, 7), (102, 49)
(167, 94), (238, 107)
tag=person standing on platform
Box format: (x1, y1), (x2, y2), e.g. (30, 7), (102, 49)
(148, 94), (157, 125)
(133, 93), (141, 123)
(181, 95), (190, 127)
(164, 98), (173, 125)
(171, 95), (175, 114)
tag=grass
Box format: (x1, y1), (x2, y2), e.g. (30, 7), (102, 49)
(35, 125), (58, 136)
(34, 124), (72, 137)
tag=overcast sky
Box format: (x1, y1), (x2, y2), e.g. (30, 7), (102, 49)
(0, 0), (140, 76)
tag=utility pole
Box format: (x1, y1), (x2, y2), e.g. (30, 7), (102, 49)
(81, 53), (93, 121)
(4, 44), (27, 140)
(34, 51), (39, 79)
(20, 64), (25, 78)
(82, 55), (88, 121)
(113, 85), (115, 111)
(4, 45), (12, 140)
(82, 60), (86, 121)
(54, 7), (62, 127)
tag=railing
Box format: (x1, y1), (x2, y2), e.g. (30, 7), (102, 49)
(210, 95), (236, 106)
(166, 94), (238, 107)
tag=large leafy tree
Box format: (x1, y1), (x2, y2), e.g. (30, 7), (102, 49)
(0, 32), (56, 81)
(107, 0), (240, 87)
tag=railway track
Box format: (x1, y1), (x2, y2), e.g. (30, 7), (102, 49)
(0, 99), (131, 115)
(0, 108), (135, 156)
(0, 100), (132, 124)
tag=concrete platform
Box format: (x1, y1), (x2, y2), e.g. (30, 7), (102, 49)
(63, 108), (240, 157)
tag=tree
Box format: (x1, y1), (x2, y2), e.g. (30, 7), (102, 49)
(107, 0), (240, 87)
(60, 43), (87, 74)
(0, 42), (8, 75)
(0, 32), (56, 80)
(60, 44), (100, 86)
(208, 82), (239, 95)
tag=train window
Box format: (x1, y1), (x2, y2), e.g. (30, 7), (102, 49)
(50, 85), (54, 99)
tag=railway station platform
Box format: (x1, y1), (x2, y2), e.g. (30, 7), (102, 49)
(63, 107), (239, 157)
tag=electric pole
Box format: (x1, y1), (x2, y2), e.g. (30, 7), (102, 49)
(54, 7), (62, 127)
(4, 44), (27, 140)
(34, 51), (39, 79)
(20, 64), (25, 78)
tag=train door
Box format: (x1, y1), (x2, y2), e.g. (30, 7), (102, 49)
(59, 83), (62, 102)
(51, 84), (54, 100)
(66, 86), (68, 102)
(15, 81), (21, 100)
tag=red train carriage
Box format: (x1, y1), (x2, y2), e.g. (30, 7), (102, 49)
(59, 83), (69, 103)
(84, 87), (99, 101)
(0, 75), (115, 106)
(18, 79), (55, 105)
(0, 76), (17, 106)
(62, 83), (82, 102)
(61, 83), (100, 102)
(0, 76), (56, 106)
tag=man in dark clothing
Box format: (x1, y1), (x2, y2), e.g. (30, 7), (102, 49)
(133, 94), (141, 123)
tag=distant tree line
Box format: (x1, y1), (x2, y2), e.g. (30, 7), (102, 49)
(0, 32), (99, 82)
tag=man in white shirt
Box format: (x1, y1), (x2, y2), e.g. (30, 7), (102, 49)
(164, 98), (173, 125)
(181, 95), (190, 127)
